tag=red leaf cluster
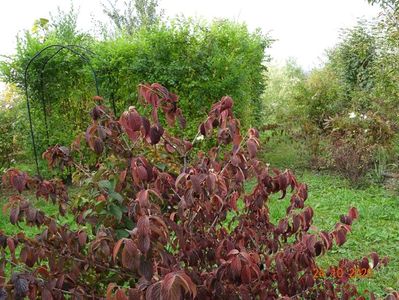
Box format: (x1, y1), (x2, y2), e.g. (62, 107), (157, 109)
(139, 83), (185, 128)
(42, 145), (73, 170)
(2, 169), (29, 193)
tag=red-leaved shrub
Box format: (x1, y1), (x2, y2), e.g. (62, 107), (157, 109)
(324, 112), (395, 183)
(0, 83), (396, 299)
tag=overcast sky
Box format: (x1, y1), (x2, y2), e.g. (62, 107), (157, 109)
(0, 0), (380, 91)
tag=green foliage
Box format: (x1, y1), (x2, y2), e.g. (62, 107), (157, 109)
(261, 17), (398, 183)
(367, 0), (399, 10)
(0, 6), (96, 160)
(323, 111), (396, 184)
(299, 20), (395, 124)
(0, 86), (30, 171)
(291, 21), (380, 127)
(258, 132), (311, 170)
(0, 10), (270, 168)
(95, 19), (269, 136)
(262, 59), (308, 126)
(329, 22), (377, 99)
(370, 4), (399, 113)
(302, 66), (343, 127)
(0, 104), (22, 170)
(101, 0), (163, 36)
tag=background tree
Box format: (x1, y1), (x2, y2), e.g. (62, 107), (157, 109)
(102, 0), (163, 36)
(367, 0), (399, 10)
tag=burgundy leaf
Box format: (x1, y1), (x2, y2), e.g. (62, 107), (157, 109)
(348, 207), (359, 220)
(370, 252), (379, 268)
(9, 206), (20, 225)
(247, 138), (258, 159)
(333, 228), (347, 246)
(137, 216), (151, 255)
(127, 108), (142, 131)
(149, 126), (164, 145)
(94, 137), (104, 154)
(161, 271), (197, 300)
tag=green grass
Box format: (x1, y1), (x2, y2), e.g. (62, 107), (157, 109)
(259, 133), (311, 170)
(266, 170), (399, 297)
(0, 188), (77, 278)
(0, 189), (76, 237)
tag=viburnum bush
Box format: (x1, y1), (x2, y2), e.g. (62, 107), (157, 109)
(1, 84), (397, 299)
(323, 111), (396, 183)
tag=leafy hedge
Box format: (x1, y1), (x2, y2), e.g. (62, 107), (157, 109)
(0, 14), (270, 163)
(0, 87), (28, 172)
(95, 20), (269, 134)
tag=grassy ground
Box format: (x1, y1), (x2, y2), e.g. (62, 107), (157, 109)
(266, 170), (399, 297)
(0, 190), (75, 237)
(1, 170), (398, 297)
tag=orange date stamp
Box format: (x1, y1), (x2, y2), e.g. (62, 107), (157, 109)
(312, 267), (372, 279)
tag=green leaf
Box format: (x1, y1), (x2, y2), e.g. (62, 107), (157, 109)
(98, 180), (112, 190)
(155, 162), (167, 171)
(124, 218), (135, 229)
(95, 200), (106, 211)
(110, 192), (123, 203)
(109, 204), (123, 222)
(115, 229), (130, 239)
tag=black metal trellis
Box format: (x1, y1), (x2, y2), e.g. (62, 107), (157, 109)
(24, 44), (116, 176)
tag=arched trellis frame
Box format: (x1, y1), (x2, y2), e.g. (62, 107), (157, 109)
(24, 44), (117, 176)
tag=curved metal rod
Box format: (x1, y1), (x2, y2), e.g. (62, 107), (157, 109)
(39, 46), (65, 145)
(40, 74), (50, 146)
(24, 44), (101, 176)
(43, 45), (117, 115)
(66, 45), (117, 115)
(40, 45), (99, 93)
(39, 45), (97, 146)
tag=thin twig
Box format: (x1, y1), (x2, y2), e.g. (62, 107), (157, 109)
(210, 204), (225, 229)
(219, 131), (249, 176)
(2, 257), (98, 298)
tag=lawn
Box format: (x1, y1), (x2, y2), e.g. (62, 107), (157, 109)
(0, 189), (76, 237)
(0, 170), (398, 297)
(267, 171), (399, 297)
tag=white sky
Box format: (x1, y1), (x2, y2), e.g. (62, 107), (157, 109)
(0, 0), (380, 92)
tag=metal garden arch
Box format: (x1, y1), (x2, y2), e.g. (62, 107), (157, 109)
(24, 44), (116, 176)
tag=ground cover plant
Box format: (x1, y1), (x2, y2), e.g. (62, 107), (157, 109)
(1, 84), (398, 299)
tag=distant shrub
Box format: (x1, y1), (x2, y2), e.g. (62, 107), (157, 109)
(262, 60), (308, 127)
(301, 66), (343, 128)
(0, 89), (27, 171)
(0, 109), (18, 170)
(261, 17), (399, 180)
(324, 111), (396, 183)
